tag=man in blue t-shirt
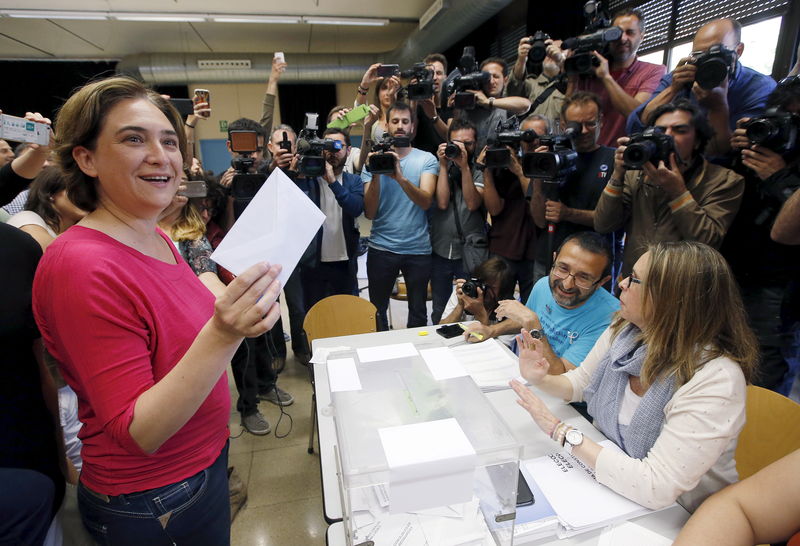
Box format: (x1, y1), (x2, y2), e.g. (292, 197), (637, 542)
(362, 101), (439, 330)
(464, 231), (619, 373)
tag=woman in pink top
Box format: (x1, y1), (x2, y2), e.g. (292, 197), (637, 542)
(33, 76), (282, 545)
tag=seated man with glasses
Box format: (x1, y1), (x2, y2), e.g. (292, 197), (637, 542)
(464, 232), (619, 374)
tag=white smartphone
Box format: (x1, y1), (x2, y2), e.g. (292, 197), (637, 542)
(274, 51), (285, 63)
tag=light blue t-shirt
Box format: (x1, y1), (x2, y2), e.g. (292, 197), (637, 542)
(525, 277), (619, 366)
(361, 147), (438, 255)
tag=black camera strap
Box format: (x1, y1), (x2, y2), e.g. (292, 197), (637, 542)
(449, 166), (466, 244)
(520, 77), (563, 119)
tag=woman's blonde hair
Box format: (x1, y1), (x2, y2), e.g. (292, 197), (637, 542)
(612, 241), (759, 388)
(170, 201), (206, 242)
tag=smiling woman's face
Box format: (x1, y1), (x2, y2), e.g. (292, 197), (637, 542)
(72, 98), (184, 219)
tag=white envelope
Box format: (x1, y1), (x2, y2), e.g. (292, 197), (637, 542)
(211, 168), (326, 287)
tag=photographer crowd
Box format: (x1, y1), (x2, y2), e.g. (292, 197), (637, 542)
(2, 5), (800, 545)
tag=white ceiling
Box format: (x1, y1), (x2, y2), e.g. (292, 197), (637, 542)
(0, 0), (431, 59)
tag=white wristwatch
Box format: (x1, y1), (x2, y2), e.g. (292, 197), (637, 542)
(564, 428), (584, 455)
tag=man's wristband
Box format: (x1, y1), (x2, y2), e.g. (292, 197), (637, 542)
(357, 85), (369, 96)
(185, 122), (196, 129)
(488, 97), (495, 109)
(430, 115), (439, 123)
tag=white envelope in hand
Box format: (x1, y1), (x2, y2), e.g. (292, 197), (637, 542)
(211, 168), (325, 287)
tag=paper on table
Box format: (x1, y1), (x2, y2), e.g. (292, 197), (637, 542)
(597, 521), (673, 546)
(309, 346), (351, 364)
(378, 418), (477, 513)
(327, 358), (362, 392)
(524, 440), (651, 530)
(419, 347), (469, 380)
(450, 340), (523, 390)
(357, 342), (418, 363)
(210, 168), (325, 287)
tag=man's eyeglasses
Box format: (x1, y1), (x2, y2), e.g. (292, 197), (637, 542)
(551, 263), (601, 290)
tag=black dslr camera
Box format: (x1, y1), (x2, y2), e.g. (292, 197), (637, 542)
(623, 127), (676, 169)
(462, 277), (486, 298)
(522, 122), (580, 180)
(368, 134), (412, 174)
(743, 108), (800, 154)
(446, 46), (491, 110)
(228, 129), (266, 201)
(296, 113), (343, 177)
(444, 142), (462, 160)
(400, 63), (435, 101)
(485, 117), (538, 169)
(561, 26), (623, 76)
(525, 31), (550, 75)
(690, 44), (736, 90)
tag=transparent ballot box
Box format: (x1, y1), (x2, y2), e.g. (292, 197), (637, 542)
(329, 347), (521, 546)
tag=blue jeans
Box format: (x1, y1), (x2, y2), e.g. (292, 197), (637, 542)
(430, 254), (466, 325)
(77, 443), (230, 546)
(367, 247), (432, 331)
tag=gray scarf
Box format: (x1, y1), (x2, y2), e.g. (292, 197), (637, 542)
(584, 324), (676, 459)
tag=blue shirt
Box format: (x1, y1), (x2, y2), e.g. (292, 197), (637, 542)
(362, 147), (438, 255)
(525, 277), (619, 366)
(626, 62), (776, 136)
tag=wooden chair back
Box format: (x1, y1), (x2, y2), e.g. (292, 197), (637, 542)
(303, 295), (377, 345)
(735, 385), (800, 479)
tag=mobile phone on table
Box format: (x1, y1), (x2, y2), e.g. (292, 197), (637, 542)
(516, 470), (535, 507)
(193, 89), (210, 118)
(436, 324), (463, 339)
(376, 64), (400, 78)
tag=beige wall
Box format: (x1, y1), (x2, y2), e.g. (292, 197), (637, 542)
(188, 81), (365, 162)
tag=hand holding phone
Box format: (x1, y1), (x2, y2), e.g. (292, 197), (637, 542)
(376, 64), (400, 78)
(193, 89), (211, 119)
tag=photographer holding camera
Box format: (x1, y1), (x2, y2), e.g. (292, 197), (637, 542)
(412, 53), (451, 155)
(530, 92), (616, 281)
(362, 102), (438, 330)
(452, 57), (531, 153)
(508, 35), (566, 124)
(296, 128), (364, 310)
(440, 257), (515, 339)
(631, 18), (776, 159)
(595, 99), (745, 278)
(721, 75), (800, 392)
(564, 8), (666, 148)
(429, 118), (485, 324)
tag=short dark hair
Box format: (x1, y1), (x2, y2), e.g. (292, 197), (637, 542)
(323, 127), (351, 147)
(387, 101), (413, 121)
(474, 256), (516, 301)
(229, 118), (266, 140)
(561, 91), (602, 120)
(522, 114), (552, 134)
(270, 124), (296, 143)
(612, 8), (645, 33)
(480, 57), (508, 76)
(24, 167), (70, 233)
(556, 231), (613, 277)
(424, 53), (448, 74)
(646, 98), (714, 155)
(54, 75), (187, 212)
(447, 117), (477, 141)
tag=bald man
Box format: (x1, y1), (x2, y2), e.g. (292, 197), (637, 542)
(627, 18), (776, 159)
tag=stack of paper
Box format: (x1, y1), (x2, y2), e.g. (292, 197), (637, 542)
(522, 441), (662, 538)
(450, 341), (523, 392)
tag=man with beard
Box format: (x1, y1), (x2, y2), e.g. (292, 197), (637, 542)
(429, 118), (484, 324)
(298, 128), (364, 310)
(563, 8), (666, 147)
(363, 102), (438, 330)
(463, 231), (619, 374)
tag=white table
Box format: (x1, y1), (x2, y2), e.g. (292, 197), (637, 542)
(313, 326), (690, 542)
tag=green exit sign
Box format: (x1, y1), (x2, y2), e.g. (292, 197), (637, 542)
(219, 120), (228, 132)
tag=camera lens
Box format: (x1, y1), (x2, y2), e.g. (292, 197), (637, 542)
(462, 281), (478, 298)
(444, 143), (460, 159)
(695, 58), (728, 90)
(745, 119), (777, 145)
(623, 141), (656, 169)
